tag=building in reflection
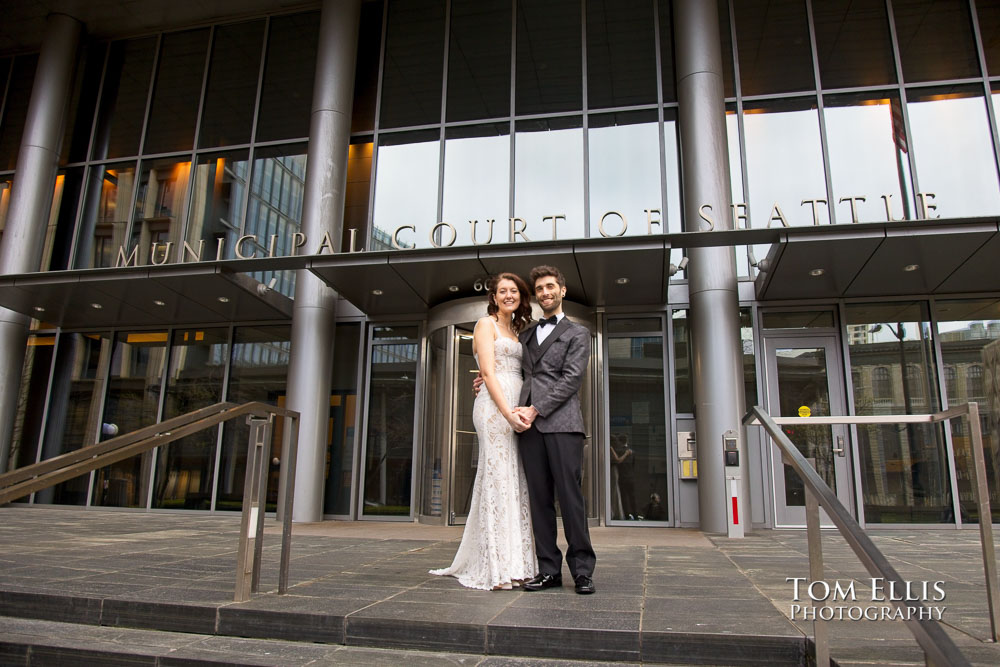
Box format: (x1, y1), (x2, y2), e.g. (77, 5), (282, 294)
(1, 0), (1000, 531)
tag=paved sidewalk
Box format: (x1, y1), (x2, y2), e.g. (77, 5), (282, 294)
(0, 506), (998, 665)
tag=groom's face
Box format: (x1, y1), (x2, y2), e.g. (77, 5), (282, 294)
(534, 275), (566, 315)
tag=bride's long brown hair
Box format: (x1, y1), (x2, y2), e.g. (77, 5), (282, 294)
(485, 272), (532, 333)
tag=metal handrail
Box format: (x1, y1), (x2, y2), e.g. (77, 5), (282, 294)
(0, 401), (300, 602)
(744, 404), (986, 667)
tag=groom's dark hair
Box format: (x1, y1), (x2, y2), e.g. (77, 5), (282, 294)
(529, 265), (565, 289)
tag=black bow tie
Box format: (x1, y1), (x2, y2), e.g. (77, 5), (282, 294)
(539, 315), (559, 326)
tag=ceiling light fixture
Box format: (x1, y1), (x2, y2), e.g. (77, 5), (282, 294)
(615, 277), (629, 285)
(153, 299), (166, 307)
(448, 285), (460, 292)
(809, 268), (825, 277)
(372, 289), (383, 296)
(217, 296), (230, 303)
(33, 306), (44, 313)
(903, 264), (919, 272)
(90, 303), (103, 309)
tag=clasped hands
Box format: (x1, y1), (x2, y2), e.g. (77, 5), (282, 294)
(473, 374), (536, 433)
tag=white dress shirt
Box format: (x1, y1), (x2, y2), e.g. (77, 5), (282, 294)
(535, 312), (564, 344)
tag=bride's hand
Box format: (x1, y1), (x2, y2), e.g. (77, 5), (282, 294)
(507, 410), (529, 432)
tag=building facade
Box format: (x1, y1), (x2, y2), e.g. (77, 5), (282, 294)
(1, 0), (999, 531)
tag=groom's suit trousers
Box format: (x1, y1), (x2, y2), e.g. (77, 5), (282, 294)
(518, 427), (596, 579)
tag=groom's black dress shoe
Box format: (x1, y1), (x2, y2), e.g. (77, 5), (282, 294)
(574, 575), (596, 595)
(523, 573), (562, 591)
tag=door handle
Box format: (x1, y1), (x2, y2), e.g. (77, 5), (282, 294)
(833, 434), (846, 457)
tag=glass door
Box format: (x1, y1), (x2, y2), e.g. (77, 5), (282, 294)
(450, 325), (478, 524)
(764, 335), (853, 526)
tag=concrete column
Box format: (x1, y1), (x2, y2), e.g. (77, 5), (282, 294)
(0, 14), (82, 473)
(674, 1), (749, 534)
(284, 0), (361, 522)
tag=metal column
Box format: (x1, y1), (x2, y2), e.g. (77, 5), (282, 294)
(284, 0), (361, 522)
(674, 0), (749, 534)
(0, 14), (83, 473)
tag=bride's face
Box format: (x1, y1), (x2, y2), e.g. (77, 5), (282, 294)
(494, 278), (520, 316)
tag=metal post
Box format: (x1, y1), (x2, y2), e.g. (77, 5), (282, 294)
(284, 0), (362, 522)
(278, 414), (299, 594)
(0, 13), (82, 472)
(674, 0), (748, 533)
(235, 416), (269, 602)
(251, 416), (272, 595)
(966, 402), (1000, 642)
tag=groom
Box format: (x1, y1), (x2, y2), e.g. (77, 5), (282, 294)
(512, 265), (596, 595)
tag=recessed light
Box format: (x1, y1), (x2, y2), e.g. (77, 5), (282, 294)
(903, 264), (919, 272)
(217, 296), (230, 303)
(33, 306), (44, 313)
(153, 299), (166, 307)
(448, 285), (460, 292)
(615, 277), (630, 285)
(372, 289), (383, 296)
(90, 303), (103, 309)
(809, 268), (825, 277)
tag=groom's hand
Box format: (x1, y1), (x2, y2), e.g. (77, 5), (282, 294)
(472, 372), (483, 395)
(514, 405), (539, 426)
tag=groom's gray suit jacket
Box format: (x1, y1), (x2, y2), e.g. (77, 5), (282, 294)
(518, 317), (590, 435)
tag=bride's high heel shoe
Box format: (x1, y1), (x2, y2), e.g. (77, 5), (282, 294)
(492, 582), (513, 591)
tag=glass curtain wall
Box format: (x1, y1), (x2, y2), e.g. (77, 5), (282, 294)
(324, 323), (362, 516)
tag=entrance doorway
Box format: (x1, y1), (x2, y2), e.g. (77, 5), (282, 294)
(763, 335), (853, 526)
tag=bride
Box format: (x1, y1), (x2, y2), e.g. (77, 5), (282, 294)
(430, 272), (537, 590)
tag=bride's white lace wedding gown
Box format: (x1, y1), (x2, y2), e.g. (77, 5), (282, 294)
(430, 320), (537, 590)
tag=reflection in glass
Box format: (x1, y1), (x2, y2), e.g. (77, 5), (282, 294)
(586, 0), (657, 109)
(447, 0), (511, 122)
(824, 93), (913, 223)
(352, 2), (384, 133)
(907, 88), (1000, 218)
(442, 125), (509, 247)
(743, 99), (826, 227)
(63, 43), (106, 165)
(0, 55), (38, 170)
(607, 330), (667, 522)
(256, 12), (319, 142)
(324, 323), (361, 516)
(93, 331), (168, 508)
(10, 336), (55, 473)
(372, 131), (440, 250)
(741, 308), (757, 410)
(344, 141), (373, 251)
(41, 169), (85, 271)
(672, 310), (692, 414)
(589, 112), (660, 239)
(657, 0), (680, 101)
(845, 302), (952, 523)
(76, 164), (136, 268)
(216, 325), (291, 512)
(185, 152), (250, 261)
(733, 0), (814, 96)
(514, 118), (583, 240)
(130, 158), (192, 264)
(935, 299), (1000, 523)
(452, 328), (478, 519)
(812, 0), (895, 89)
(762, 310), (835, 330)
(143, 29), (209, 155)
(663, 109), (682, 234)
(0, 177), (12, 243)
(152, 328), (229, 510)
(421, 328), (451, 518)
(892, 0), (979, 83)
(980, 3), (1000, 77)
(364, 337), (419, 516)
(727, 108), (751, 277)
(516, 0), (582, 115)
(36, 333), (111, 505)
(380, 0), (445, 128)
(198, 20), (264, 148)
(93, 39), (156, 160)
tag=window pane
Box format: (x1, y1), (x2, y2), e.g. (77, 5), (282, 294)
(672, 310), (692, 414)
(845, 302), (952, 524)
(198, 20), (264, 148)
(514, 117), (583, 240)
(741, 308), (757, 409)
(143, 29), (210, 155)
(516, 0), (582, 115)
(130, 157), (191, 263)
(217, 325), (291, 512)
(185, 151), (250, 260)
(727, 106), (751, 277)
(63, 43), (107, 164)
(9, 335), (55, 474)
(256, 12), (319, 142)
(733, 0), (814, 96)
(907, 87), (1000, 218)
(0, 55), (38, 171)
(245, 144), (307, 297)
(813, 0), (895, 89)
(325, 323), (362, 515)
(76, 163), (136, 269)
(761, 310), (835, 329)
(979, 1), (1000, 78)
(0, 176), (10, 243)
(663, 108), (681, 235)
(892, 0), (979, 83)
(344, 139), (373, 251)
(824, 92), (914, 223)
(372, 130), (440, 250)
(608, 335), (667, 522)
(588, 111), (661, 237)
(442, 124), (509, 246)
(35, 332), (112, 505)
(608, 318), (661, 334)
(587, 0), (657, 109)
(94, 39), (156, 160)
(42, 169), (85, 271)
(659, 0), (682, 101)
(935, 299), (1000, 523)
(93, 331), (169, 508)
(743, 98), (826, 227)
(152, 327), (229, 510)
(447, 0), (511, 122)
(352, 2), (384, 133)
(364, 340), (419, 516)
(380, 0), (445, 128)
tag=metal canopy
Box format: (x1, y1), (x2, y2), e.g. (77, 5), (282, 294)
(754, 218), (1000, 301)
(0, 263), (293, 328)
